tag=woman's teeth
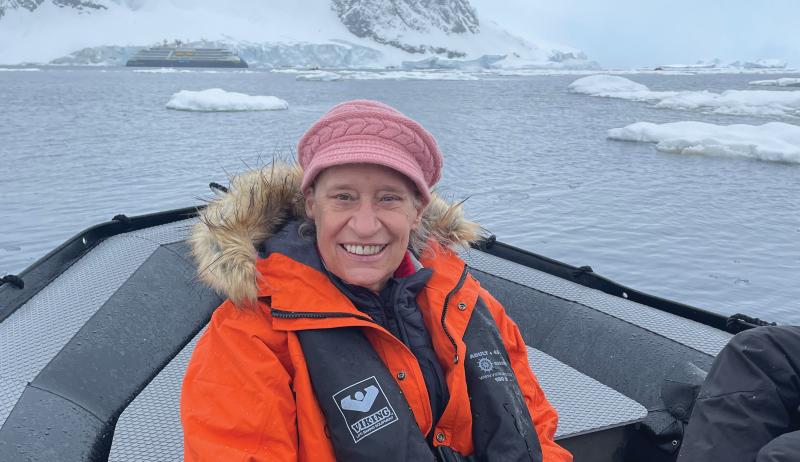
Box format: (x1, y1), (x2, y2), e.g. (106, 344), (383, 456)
(343, 244), (385, 256)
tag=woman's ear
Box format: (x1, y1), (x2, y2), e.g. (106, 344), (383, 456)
(304, 188), (316, 219)
(411, 202), (425, 230)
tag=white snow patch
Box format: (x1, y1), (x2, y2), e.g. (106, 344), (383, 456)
(749, 78), (800, 87)
(165, 89), (288, 112)
(608, 121), (800, 163)
(570, 75), (800, 117)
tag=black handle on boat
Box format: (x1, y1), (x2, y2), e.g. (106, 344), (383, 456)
(726, 313), (778, 334)
(0, 274), (24, 289)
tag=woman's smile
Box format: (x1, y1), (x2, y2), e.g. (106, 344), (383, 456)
(340, 243), (388, 257)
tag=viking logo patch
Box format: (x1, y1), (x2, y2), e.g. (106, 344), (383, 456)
(333, 376), (399, 443)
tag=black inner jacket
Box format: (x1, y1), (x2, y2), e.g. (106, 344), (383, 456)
(328, 266), (451, 435)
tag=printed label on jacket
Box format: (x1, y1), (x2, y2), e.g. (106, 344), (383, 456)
(333, 376), (399, 443)
(469, 349), (514, 383)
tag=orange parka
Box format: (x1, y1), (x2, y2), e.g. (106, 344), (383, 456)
(181, 163), (572, 462)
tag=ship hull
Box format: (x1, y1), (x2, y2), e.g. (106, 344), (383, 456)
(126, 59), (248, 68)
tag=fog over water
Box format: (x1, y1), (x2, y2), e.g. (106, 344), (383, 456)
(472, 0), (800, 68)
(1, 68), (799, 324)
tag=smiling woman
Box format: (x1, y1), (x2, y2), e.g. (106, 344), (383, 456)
(306, 164), (423, 293)
(180, 100), (572, 462)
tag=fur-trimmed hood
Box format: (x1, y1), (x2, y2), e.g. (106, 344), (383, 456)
(189, 162), (482, 306)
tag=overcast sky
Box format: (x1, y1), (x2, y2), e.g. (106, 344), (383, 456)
(472, 0), (800, 68)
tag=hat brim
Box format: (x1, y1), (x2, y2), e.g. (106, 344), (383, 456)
(300, 138), (432, 205)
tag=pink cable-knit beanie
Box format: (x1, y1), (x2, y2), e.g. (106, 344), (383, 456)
(297, 100), (443, 205)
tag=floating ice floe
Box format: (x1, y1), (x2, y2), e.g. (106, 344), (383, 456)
(607, 121), (800, 163)
(288, 69), (478, 81)
(654, 59), (790, 73)
(749, 78), (800, 87)
(166, 89), (289, 112)
(338, 70), (477, 81)
(295, 71), (342, 81)
(569, 75), (800, 117)
(0, 67), (41, 72)
(346, 70), (478, 80)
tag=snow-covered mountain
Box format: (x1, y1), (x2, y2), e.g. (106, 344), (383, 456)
(0, 0), (594, 69)
(0, 0), (106, 18)
(332, 0), (478, 57)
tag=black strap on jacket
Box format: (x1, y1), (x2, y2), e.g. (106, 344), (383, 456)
(462, 298), (543, 462)
(298, 327), (436, 461)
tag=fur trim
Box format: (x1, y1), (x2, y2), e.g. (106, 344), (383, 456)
(190, 162), (481, 306)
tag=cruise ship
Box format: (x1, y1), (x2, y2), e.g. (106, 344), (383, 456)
(126, 47), (248, 68)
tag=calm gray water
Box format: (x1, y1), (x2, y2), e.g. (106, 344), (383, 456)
(1, 68), (798, 323)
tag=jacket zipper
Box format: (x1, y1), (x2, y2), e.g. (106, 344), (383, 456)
(440, 266), (469, 364)
(271, 309), (374, 323)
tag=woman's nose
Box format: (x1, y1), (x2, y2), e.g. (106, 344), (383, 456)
(347, 201), (381, 236)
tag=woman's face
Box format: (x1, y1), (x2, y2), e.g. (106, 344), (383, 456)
(305, 163), (423, 293)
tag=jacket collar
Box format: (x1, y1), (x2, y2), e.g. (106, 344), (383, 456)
(189, 162), (482, 307)
(254, 232), (480, 337)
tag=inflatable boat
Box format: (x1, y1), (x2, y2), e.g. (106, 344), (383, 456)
(0, 196), (773, 462)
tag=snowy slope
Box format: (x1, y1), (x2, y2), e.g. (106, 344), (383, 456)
(0, 0), (591, 68)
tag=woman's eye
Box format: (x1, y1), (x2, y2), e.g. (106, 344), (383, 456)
(333, 193), (352, 201)
(380, 195), (401, 202)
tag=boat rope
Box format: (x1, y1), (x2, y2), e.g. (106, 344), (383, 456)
(0, 274), (24, 289)
(726, 313), (777, 334)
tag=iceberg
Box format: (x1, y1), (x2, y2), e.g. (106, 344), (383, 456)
(165, 89), (288, 112)
(0, 67), (40, 71)
(749, 78), (800, 87)
(567, 75), (656, 98)
(570, 75), (800, 117)
(607, 121), (800, 163)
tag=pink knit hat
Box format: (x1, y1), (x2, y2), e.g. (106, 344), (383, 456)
(297, 100), (443, 205)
